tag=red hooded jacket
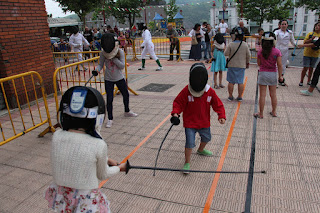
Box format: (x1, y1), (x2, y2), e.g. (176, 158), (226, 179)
(171, 85), (226, 129)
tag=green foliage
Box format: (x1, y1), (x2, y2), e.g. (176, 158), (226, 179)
(55, 0), (99, 26)
(179, 4), (210, 29)
(148, 21), (156, 30)
(164, 0), (179, 23)
(238, 0), (293, 26)
(296, 0), (319, 14)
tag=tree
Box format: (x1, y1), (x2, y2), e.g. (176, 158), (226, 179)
(55, 0), (99, 27)
(164, 0), (179, 23)
(238, 0), (293, 26)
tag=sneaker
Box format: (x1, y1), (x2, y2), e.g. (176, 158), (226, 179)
(156, 67), (163, 71)
(307, 81), (311, 85)
(227, 96), (234, 101)
(300, 90), (313, 96)
(299, 83), (303, 87)
(219, 84), (225, 88)
(124, 111), (138, 117)
(138, 67), (145, 70)
(106, 120), (113, 128)
(197, 149), (213, 156)
(182, 163), (190, 174)
(236, 97), (243, 102)
(281, 82), (286, 86)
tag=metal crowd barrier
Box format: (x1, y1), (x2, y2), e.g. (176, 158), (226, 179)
(52, 51), (101, 68)
(53, 56), (138, 122)
(0, 71), (55, 146)
(126, 37), (182, 61)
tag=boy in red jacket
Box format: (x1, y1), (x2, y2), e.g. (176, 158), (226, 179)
(171, 63), (226, 173)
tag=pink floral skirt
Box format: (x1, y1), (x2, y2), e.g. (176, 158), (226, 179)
(44, 183), (110, 213)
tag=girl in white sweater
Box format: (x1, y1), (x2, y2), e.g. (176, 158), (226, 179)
(45, 86), (126, 213)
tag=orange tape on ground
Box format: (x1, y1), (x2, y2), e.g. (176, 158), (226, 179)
(203, 77), (248, 213)
(99, 113), (171, 188)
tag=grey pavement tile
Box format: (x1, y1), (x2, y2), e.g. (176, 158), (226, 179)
(156, 202), (202, 213)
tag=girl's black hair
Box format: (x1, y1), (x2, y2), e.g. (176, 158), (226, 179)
(193, 23), (201, 31)
(214, 33), (225, 45)
(313, 22), (320, 32)
(261, 32), (276, 59)
(280, 20), (288, 25)
(258, 27), (264, 33)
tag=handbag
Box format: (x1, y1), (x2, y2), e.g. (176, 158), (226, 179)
(226, 41), (242, 68)
(191, 36), (198, 45)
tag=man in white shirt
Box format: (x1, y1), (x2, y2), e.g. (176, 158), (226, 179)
(218, 19), (228, 35)
(69, 26), (90, 71)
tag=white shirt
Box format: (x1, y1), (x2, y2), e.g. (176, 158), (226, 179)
(51, 130), (120, 190)
(69, 33), (90, 50)
(141, 29), (153, 47)
(219, 23), (228, 34)
(274, 29), (295, 50)
(188, 29), (205, 42)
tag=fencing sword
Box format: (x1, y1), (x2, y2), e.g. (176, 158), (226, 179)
(153, 123), (174, 176)
(125, 160), (266, 174)
(291, 27), (303, 61)
(85, 70), (98, 86)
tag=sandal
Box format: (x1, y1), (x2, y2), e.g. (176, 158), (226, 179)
(269, 112), (277, 117)
(253, 113), (263, 119)
(214, 85), (220, 89)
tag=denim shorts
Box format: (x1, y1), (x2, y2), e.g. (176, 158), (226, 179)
(227, 67), (245, 84)
(303, 56), (319, 68)
(185, 127), (211, 148)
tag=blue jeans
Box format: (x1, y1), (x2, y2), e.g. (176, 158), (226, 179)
(185, 127), (211, 148)
(204, 41), (212, 59)
(105, 79), (130, 120)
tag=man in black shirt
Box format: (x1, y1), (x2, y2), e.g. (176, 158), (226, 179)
(83, 27), (93, 43)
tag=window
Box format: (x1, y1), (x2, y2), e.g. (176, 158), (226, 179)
(304, 16), (308, 23)
(269, 25), (273, 31)
(305, 8), (308, 14)
(303, 24), (307, 31)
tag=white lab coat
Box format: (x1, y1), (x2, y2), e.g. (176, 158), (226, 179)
(141, 29), (158, 60)
(69, 33), (90, 62)
(274, 29), (295, 74)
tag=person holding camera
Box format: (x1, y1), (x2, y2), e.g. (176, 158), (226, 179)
(299, 22), (320, 87)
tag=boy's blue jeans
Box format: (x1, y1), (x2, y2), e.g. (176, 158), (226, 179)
(185, 127), (211, 148)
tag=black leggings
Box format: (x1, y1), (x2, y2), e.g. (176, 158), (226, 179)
(105, 79), (129, 120)
(311, 62), (320, 88)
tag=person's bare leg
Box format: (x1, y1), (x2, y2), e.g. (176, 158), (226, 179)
(269, 85), (277, 116)
(238, 84), (244, 98)
(258, 85), (267, 117)
(219, 71), (223, 85)
(185, 148), (192, 164)
(300, 67), (308, 83)
(307, 67), (314, 83)
(228, 83), (234, 97)
(214, 72), (218, 87)
(198, 142), (207, 152)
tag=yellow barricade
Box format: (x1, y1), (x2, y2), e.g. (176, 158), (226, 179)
(52, 51), (101, 68)
(0, 71), (55, 146)
(126, 37), (182, 62)
(53, 55), (138, 122)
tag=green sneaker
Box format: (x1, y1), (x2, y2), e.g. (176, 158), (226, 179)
(197, 149), (213, 156)
(183, 163), (190, 174)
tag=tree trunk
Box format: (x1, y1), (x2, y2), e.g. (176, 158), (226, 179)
(128, 13), (133, 30)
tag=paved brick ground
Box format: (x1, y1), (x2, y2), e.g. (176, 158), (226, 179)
(0, 58), (320, 213)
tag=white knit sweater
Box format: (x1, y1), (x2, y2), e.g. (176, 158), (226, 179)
(51, 129), (120, 190)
